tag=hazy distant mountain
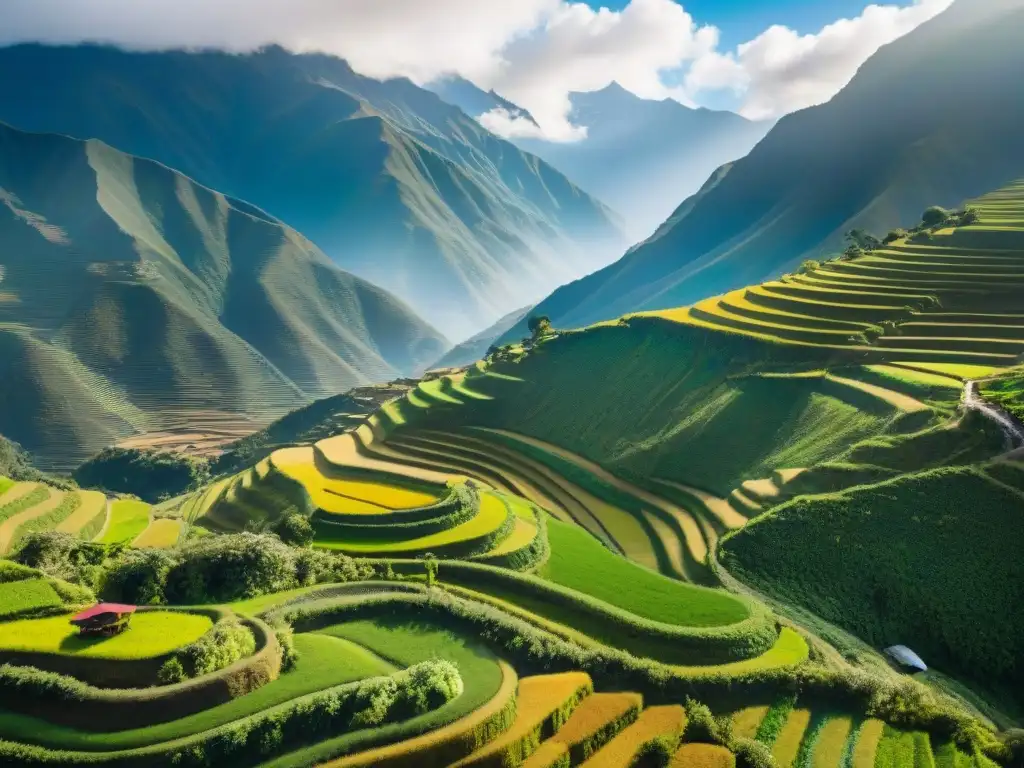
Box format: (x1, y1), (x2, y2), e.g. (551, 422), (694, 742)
(506, 0), (1024, 337)
(0, 45), (625, 339)
(427, 76), (540, 129)
(516, 83), (771, 240)
(428, 305), (534, 370)
(0, 121), (447, 470)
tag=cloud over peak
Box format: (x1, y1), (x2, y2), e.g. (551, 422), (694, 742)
(0, 0), (954, 139)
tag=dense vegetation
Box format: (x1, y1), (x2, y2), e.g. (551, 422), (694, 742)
(73, 449), (209, 503)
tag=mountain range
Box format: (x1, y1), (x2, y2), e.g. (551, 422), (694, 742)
(503, 0), (1024, 339)
(0, 44), (625, 339)
(0, 120), (447, 470)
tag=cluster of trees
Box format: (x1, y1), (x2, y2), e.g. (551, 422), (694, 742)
(12, 531), (375, 605)
(486, 315), (555, 362)
(73, 447), (211, 502)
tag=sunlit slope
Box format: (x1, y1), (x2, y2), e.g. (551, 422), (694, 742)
(0, 44), (624, 338)
(505, 0), (1024, 335)
(0, 121), (446, 469)
(635, 180), (1024, 366)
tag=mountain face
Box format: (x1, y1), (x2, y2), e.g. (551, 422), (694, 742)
(0, 45), (625, 339)
(507, 0), (1024, 337)
(516, 83), (771, 240)
(0, 121), (447, 471)
(427, 76), (540, 130)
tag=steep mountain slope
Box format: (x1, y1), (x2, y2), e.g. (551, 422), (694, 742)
(516, 83), (771, 240)
(0, 121), (447, 471)
(427, 76), (540, 130)
(507, 0), (1024, 338)
(0, 44), (624, 338)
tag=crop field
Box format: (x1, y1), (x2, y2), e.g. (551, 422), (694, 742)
(132, 517), (184, 548)
(525, 692), (643, 766)
(580, 704), (686, 766)
(671, 743), (736, 768)
(0, 578), (62, 618)
(0, 610), (211, 658)
(99, 498), (152, 543)
(55, 490), (107, 538)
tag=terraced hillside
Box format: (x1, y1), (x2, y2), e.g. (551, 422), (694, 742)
(0, 120), (447, 470)
(668, 182), (1024, 366)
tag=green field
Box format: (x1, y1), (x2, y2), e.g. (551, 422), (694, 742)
(99, 499), (152, 544)
(539, 517), (748, 628)
(0, 610), (211, 658)
(0, 578), (62, 618)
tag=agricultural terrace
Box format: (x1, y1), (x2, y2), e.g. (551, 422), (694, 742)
(0, 610), (211, 658)
(640, 180), (1024, 367)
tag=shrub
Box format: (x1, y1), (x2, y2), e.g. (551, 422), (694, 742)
(735, 737), (777, 768)
(101, 548), (176, 604)
(272, 620), (299, 672)
(274, 513), (314, 547)
(164, 533), (298, 603)
(635, 735), (677, 767)
(684, 699), (734, 746)
(884, 229), (907, 243)
(177, 617), (255, 677)
(921, 206), (949, 227)
(158, 657), (187, 685)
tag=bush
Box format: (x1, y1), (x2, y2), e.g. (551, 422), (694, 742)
(735, 737), (776, 768)
(921, 206), (950, 227)
(157, 657), (187, 685)
(274, 514), (314, 547)
(177, 617), (255, 677)
(101, 548), (176, 604)
(272, 620), (299, 672)
(684, 699), (734, 746)
(884, 229), (907, 243)
(73, 447), (210, 502)
(635, 735), (677, 767)
(13, 532), (107, 586)
(164, 534), (298, 603)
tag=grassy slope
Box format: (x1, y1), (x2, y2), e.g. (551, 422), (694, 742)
(539, 517), (747, 627)
(0, 611), (211, 658)
(99, 500), (151, 544)
(0, 119), (447, 471)
(721, 466), (1024, 707)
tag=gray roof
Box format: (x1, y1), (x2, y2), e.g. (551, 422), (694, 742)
(884, 645), (927, 672)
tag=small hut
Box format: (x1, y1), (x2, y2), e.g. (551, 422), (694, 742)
(70, 603), (136, 637)
(884, 645), (927, 673)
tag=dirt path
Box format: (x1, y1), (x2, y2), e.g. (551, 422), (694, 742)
(963, 381), (1024, 450)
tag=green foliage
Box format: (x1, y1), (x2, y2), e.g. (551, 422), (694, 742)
(0, 436), (69, 489)
(176, 617), (256, 677)
(634, 735), (677, 767)
(755, 697), (796, 746)
(735, 737), (778, 768)
(101, 548), (176, 605)
(922, 206), (951, 227)
(721, 465), (1024, 708)
(684, 699), (734, 746)
(9, 492), (81, 552)
(272, 621), (299, 672)
(274, 514), (314, 548)
(73, 448), (210, 503)
(157, 657), (187, 685)
(0, 579), (62, 619)
(797, 260), (822, 275)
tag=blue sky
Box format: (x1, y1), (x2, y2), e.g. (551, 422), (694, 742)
(589, 0), (875, 48)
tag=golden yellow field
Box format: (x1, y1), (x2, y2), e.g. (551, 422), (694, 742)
(852, 719), (886, 768)
(812, 716), (853, 768)
(544, 692), (643, 754)
(55, 490), (107, 535)
(731, 706), (769, 739)
(670, 743), (736, 768)
(452, 671), (592, 767)
(133, 518), (184, 548)
(773, 709), (812, 768)
(580, 705), (686, 766)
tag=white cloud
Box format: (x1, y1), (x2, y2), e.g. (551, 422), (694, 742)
(0, 0), (955, 138)
(478, 108), (587, 142)
(686, 0), (954, 120)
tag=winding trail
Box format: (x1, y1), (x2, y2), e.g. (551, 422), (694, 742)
(962, 381), (1024, 449)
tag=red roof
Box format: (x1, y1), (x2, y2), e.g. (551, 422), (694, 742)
(71, 603), (137, 622)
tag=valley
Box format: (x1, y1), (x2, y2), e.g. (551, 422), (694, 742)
(0, 2), (1021, 766)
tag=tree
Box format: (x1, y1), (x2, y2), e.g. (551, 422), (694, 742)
(274, 513), (314, 547)
(884, 228), (907, 244)
(921, 205), (950, 228)
(423, 553), (438, 589)
(485, 344), (499, 359)
(526, 315), (552, 340)
(845, 229), (880, 251)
